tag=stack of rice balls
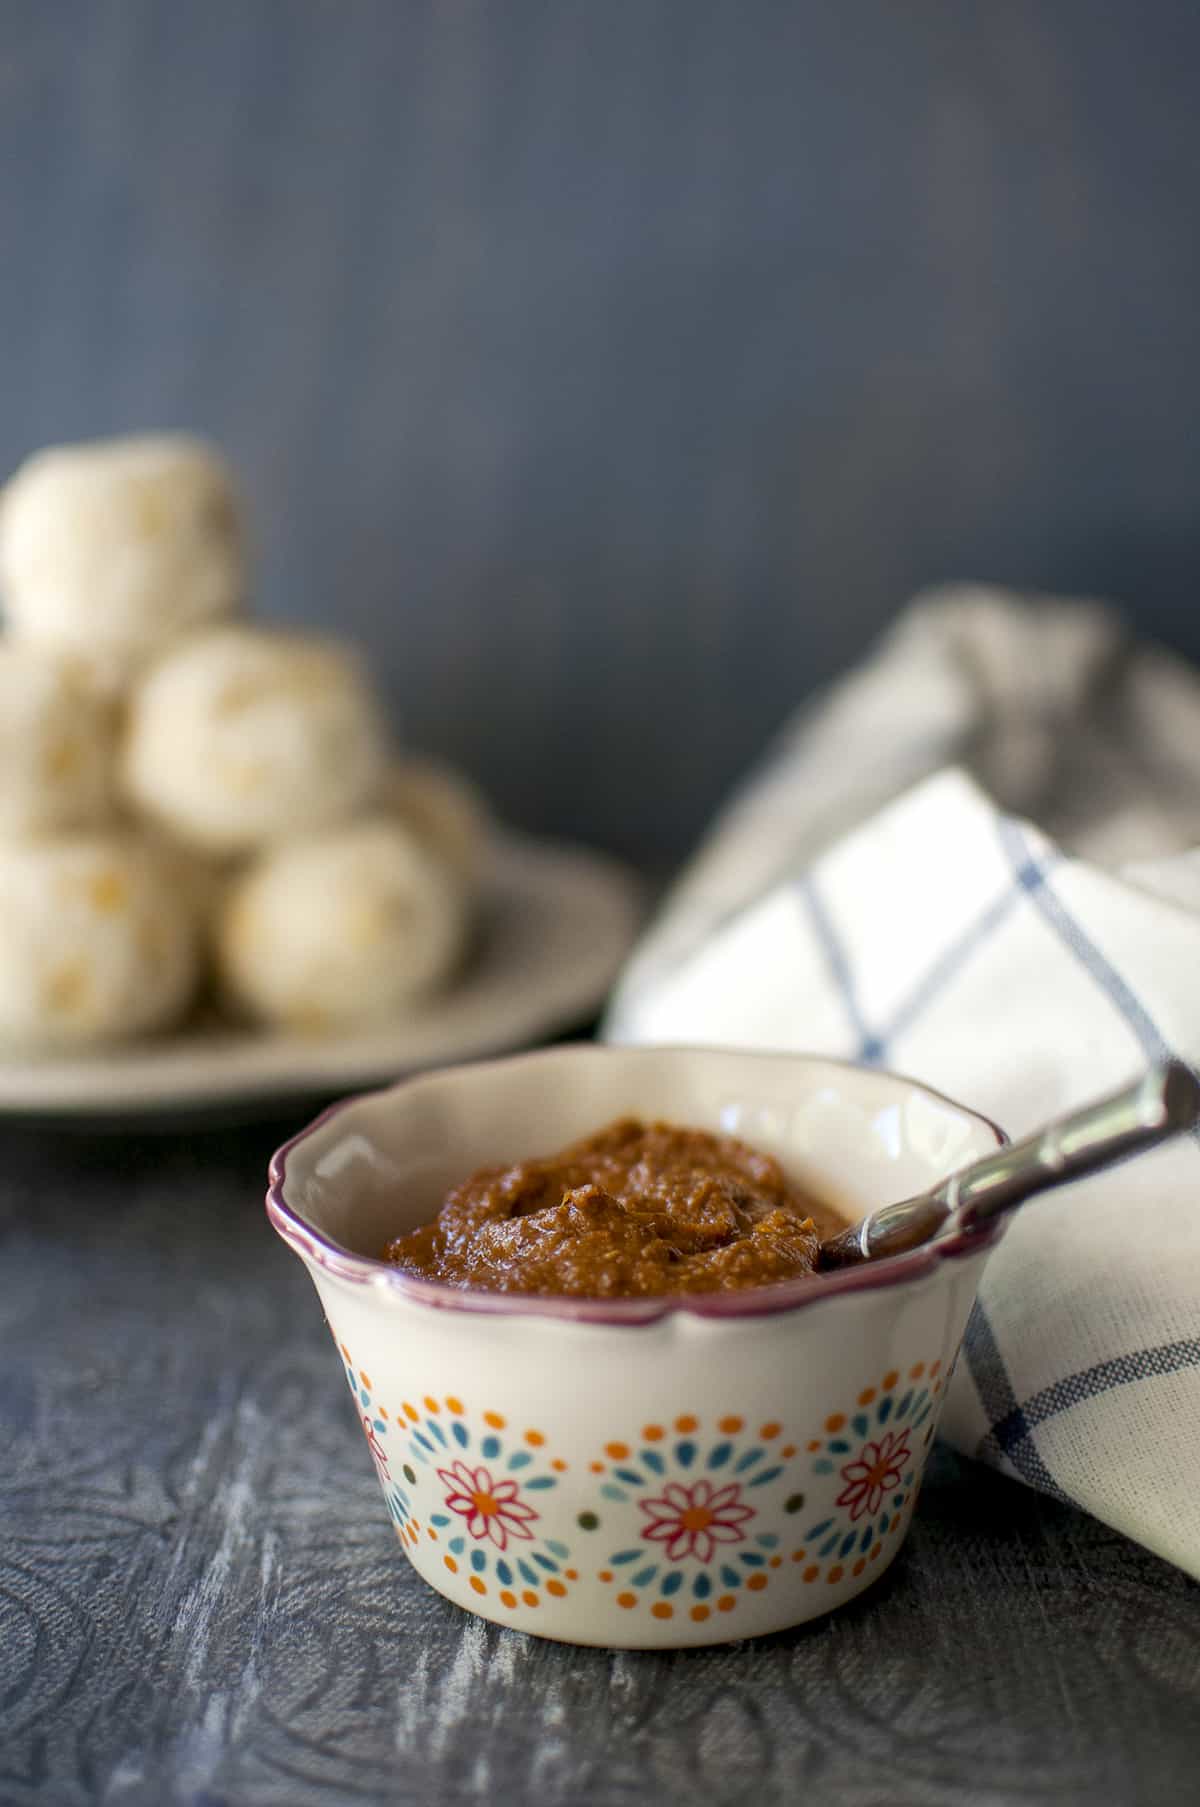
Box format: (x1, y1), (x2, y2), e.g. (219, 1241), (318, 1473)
(0, 433), (486, 1049)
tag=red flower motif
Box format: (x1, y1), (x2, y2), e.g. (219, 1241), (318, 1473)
(836, 1429), (910, 1522)
(639, 1479), (756, 1563)
(437, 1459), (539, 1551)
(362, 1414), (389, 1480)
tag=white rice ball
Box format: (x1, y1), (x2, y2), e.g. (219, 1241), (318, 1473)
(0, 642), (115, 834)
(381, 756), (490, 882)
(0, 834), (200, 1047)
(0, 434), (243, 684)
(216, 819), (469, 1032)
(120, 626), (390, 855)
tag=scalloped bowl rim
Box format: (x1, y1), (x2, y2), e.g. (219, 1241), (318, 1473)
(266, 1045), (1008, 1326)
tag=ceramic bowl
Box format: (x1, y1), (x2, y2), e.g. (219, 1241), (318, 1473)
(267, 1045), (1005, 1648)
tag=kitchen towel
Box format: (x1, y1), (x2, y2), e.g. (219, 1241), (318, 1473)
(606, 586), (1200, 1576)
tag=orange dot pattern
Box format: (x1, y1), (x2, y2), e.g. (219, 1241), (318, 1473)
(585, 1410), (816, 1618)
(795, 1358), (939, 1584)
(361, 1385), (578, 1617)
(348, 1368), (941, 1621)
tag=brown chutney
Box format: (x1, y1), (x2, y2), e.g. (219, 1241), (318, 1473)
(381, 1116), (845, 1297)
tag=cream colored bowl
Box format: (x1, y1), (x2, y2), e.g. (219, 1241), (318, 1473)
(267, 1045), (1005, 1647)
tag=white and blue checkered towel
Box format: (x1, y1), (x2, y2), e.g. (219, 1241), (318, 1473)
(606, 587), (1200, 1576)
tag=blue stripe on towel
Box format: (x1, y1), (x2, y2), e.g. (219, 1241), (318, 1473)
(797, 850), (1058, 1068)
(796, 875), (880, 1058)
(879, 857), (1055, 1052)
(962, 1301), (1067, 1500)
(981, 1338), (1200, 1468)
(997, 817), (1200, 1146)
(998, 819), (1169, 1062)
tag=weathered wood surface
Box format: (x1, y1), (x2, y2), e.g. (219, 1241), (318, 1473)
(2, 1114), (1197, 1806)
(2, 1), (1200, 864)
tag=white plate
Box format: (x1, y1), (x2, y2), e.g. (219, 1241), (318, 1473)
(0, 834), (642, 1118)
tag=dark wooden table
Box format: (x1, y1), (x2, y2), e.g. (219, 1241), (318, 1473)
(2, 1111), (1197, 1807)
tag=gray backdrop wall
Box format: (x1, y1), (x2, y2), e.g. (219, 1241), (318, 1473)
(2, 0), (1198, 864)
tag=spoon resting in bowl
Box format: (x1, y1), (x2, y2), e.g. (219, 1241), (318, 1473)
(819, 1060), (1200, 1270)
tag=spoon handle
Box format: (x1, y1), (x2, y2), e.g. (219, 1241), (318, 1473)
(821, 1061), (1200, 1268)
(947, 1061), (1199, 1233)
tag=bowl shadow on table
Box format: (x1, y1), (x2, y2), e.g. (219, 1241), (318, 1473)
(344, 1444), (1171, 1806)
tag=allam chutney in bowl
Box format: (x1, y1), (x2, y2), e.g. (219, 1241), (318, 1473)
(267, 1044), (1006, 1648)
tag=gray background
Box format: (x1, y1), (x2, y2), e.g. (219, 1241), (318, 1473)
(2, 0), (1198, 864)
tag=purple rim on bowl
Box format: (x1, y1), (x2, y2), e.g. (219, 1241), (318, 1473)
(265, 1047), (1009, 1327)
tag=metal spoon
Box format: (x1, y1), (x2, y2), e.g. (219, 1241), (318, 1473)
(819, 1060), (1200, 1270)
